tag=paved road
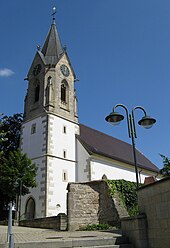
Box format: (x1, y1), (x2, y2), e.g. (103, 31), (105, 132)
(0, 225), (121, 245)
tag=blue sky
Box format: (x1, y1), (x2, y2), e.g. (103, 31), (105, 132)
(1, 0), (170, 169)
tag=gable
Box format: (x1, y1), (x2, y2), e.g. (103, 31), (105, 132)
(27, 51), (46, 77)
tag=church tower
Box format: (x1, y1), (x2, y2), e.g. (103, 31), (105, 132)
(21, 15), (79, 218)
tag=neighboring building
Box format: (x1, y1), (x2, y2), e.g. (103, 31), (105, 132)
(20, 16), (160, 220)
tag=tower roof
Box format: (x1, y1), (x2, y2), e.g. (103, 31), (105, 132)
(42, 19), (64, 65)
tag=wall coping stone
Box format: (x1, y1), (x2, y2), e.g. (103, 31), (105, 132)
(138, 176), (169, 190)
(67, 179), (106, 189)
(121, 214), (147, 222)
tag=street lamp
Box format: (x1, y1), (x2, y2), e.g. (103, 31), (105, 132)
(105, 104), (156, 189)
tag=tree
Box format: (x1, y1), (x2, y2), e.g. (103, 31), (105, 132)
(0, 149), (38, 220)
(160, 154), (170, 177)
(0, 149), (37, 199)
(0, 113), (23, 205)
(0, 113), (23, 158)
(0, 113), (37, 220)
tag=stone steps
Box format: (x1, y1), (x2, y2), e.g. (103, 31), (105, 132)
(14, 236), (133, 248)
(75, 246), (133, 248)
(0, 226), (133, 248)
(75, 245), (133, 248)
(14, 243), (133, 248)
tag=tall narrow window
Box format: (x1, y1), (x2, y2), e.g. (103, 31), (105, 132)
(31, 124), (36, 134)
(63, 150), (66, 158)
(61, 84), (66, 102)
(63, 125), (66, 134)
(63, 172), (67, 181)
(35, 84), (40, 102)
(62, 170), (68, 182)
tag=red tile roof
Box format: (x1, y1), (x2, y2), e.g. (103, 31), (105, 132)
(144, 176), (157, 185)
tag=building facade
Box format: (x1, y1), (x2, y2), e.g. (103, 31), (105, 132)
(20, 17), (160, 219)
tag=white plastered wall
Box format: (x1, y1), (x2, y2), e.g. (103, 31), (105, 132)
(76, 141), (157, 184)
(90, 157), (158, 183)
(20, 115), (47, 218)
(46, 157), (75, 215)
(76, 140), (91, 181)
(21, 109), (79, 217)
(21, 115), (46, 159)
(46, 115), (79, 215)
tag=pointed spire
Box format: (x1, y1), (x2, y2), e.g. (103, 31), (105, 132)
(41, 7), (64, 65)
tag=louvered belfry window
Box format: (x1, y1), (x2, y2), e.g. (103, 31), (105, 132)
(35, 84), (40, 102)
(61, 84), (66, 102)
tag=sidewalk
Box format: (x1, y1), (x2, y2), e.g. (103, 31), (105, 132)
(0, 225), (122, 246)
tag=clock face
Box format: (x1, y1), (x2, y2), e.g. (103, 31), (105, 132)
(33, 64), (41, 76)
(60, 64), (70, 77)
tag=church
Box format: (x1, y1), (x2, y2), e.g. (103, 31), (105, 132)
(20, 15), (160, 220)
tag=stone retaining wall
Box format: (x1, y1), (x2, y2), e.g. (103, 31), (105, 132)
(121, 214), (148, 248)
(121, 177), (170, 248)
(67, 180), (128, 231)
(138, 177), (170, 248)
(19, 215), (67, 230)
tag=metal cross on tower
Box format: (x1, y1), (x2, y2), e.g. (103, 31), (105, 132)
(52, 6), (57, 21)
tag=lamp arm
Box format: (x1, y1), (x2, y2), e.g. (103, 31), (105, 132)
(114, 104), (131, 138)
(133, 106), (147, 116)
(132, 106), (148, 138)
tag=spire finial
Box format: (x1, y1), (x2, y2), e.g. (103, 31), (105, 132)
(52, 7), (56, 23)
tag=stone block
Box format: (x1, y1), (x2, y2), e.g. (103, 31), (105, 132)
(67, 180), (127, 231)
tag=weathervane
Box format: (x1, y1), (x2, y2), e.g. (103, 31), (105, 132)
(52, 6), (57, 21)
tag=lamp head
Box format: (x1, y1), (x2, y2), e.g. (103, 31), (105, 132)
(105, 111), (124, 126)
(138, 115), (156, 129)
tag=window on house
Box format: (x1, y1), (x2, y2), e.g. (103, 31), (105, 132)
(31, 124), (36, 134)
(35, 84), (40, 102)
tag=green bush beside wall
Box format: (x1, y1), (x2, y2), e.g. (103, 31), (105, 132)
(106, 179), (140, 216)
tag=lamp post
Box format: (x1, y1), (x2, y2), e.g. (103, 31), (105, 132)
(105, 104), (156, 189)
(18, 179), (22, 222)
(14, 179), (22, 222)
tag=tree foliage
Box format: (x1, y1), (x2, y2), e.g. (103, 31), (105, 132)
(0, 113), (37, 218)
(160, 154), (170, 177)
(0, 149), (37, 204)
(0, 113), (23, 158)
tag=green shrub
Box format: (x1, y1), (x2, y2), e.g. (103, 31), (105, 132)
(83, 223), (111, 231)
(106, 179), (140, 216)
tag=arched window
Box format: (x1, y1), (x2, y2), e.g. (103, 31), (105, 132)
(61, 84), (66, 102)
(61, 80), (68, 102)
(35, 84), (40, 102)
(60, 80), (69, 110)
